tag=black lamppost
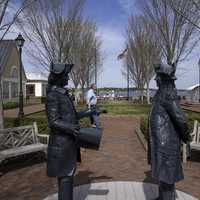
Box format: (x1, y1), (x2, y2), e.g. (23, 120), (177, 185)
(15, 33), (25, 118)
(198, 58), (200, 103)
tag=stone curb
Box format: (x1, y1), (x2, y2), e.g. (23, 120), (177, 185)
(135, 126), (147, 152)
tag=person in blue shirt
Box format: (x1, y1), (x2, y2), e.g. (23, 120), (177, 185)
(86, 83), (100, 128)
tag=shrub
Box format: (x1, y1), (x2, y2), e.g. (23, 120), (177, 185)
(140, 116), (149, 140)
(139, 111), (199, 141)
(3, 102), (19, 110)
(4, 111), (91, 135)
(4, 116), (49, 135)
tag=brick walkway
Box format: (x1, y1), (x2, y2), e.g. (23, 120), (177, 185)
(0, 117), (199, 200)
(4, 104), (45, 118)
(181, 102), (200, 113)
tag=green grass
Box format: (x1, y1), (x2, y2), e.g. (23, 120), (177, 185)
(4, 101), (199, 137)
(99, 101), (151, 116)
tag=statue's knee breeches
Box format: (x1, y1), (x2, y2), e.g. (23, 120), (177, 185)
(58, 176), (73, 200)
(159, 182), (176, 200)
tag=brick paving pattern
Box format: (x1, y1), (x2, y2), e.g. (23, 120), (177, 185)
(181, 102), (200, 113)
(0, 116), (199, 200)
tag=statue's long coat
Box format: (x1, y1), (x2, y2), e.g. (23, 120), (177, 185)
(149, 87), (189, 184)
(46, 86), (78, 177)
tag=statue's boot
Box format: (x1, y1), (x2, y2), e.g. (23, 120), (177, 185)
(58, 176), (73, 200)
(159, 182), (176, 200)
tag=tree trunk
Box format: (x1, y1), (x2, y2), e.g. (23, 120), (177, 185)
(81, 86), (85, 104)
(146, 82), (150, 105)
(74, 87), (79, 106)
(0, 77), (4, 129)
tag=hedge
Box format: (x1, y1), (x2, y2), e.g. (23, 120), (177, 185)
(3, 102), (19, 110)
(4, 113), (90, 135)
(140, 110), (200, 140)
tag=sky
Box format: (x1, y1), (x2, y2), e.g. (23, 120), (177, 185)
(82, 0), (200, 89)
(4, 0), (200, 89)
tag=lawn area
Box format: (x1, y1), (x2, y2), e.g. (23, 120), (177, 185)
(98, 101), (151, 116)
(4, 101), (199, 137)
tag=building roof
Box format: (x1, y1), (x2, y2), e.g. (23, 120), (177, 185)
(0, 40), (17, 75)
(26, 72), (48, 81)
(0, 40), (26, 79)
(187, 84), (200, 90)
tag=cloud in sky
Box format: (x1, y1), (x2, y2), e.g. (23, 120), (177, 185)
(118, 0), (134, 14)
(118, 0), (141, 15)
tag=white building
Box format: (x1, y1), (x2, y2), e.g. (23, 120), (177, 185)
(187, 84), (200, 103)
(26, 73), (48, 103)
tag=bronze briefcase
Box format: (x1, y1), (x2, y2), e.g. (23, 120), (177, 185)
(77, 128), (103, 150)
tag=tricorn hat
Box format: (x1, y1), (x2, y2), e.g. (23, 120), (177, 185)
(50, 63), (74, 75)
(154, 63), (176, 80)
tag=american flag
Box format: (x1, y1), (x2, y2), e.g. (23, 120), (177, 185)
(117, 48), (128, 60)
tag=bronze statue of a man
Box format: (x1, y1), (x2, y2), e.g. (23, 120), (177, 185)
(149, 63), (190, 200)
(45, 63), (96, 200)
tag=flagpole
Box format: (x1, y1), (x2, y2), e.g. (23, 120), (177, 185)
(127, 64), (130, 101)
(117, 48), (129, 101)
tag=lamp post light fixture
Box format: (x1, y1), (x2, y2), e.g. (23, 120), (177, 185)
(15, 33), (25, 118)
(198, 58), (200, 103)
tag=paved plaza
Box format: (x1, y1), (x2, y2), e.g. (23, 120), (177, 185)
(0, 117), (199, 200)
(44, 182), (198, 200)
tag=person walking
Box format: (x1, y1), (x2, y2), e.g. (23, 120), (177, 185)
(86, 83), (100, 128)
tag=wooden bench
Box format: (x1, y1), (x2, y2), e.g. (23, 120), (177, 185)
(0, 122), (49, 164)
(183, 120), (200, 163)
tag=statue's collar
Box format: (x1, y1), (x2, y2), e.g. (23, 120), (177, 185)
(51, 86), (68, 94)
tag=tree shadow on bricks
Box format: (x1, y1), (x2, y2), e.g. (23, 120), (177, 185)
(187, 150), (200, 163)
(74, 170), (112, 186)
(0, 152), (46, 176)
(74, 171), (110, 200)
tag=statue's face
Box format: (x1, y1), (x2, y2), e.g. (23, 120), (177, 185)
(61, 74), (69, 86)
(155, 75), (161, 88)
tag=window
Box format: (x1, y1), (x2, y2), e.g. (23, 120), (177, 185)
(11, 82), (18, 98)
(42, 83), (47, 97)
(11, 67), (18, 79)
(3, 81), (9, 99)
(26, 84), (35, 96)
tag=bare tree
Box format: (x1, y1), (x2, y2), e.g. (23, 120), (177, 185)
(0, 0), (37, 128)
(142, 0), (200, 67)
(17, 0), (102, 100)
(73, 20), (102, 94)
(17, 0), (85, 71)
(124, 15), (162, 103)
(0, 0), (37, 40)
(168, 0), (200, 30)
(65, 19), (102, 103)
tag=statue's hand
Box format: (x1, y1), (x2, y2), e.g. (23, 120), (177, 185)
(182, 133), (192, 144)
(101, 109), (108, 114)
(71, 124), (80, 137)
